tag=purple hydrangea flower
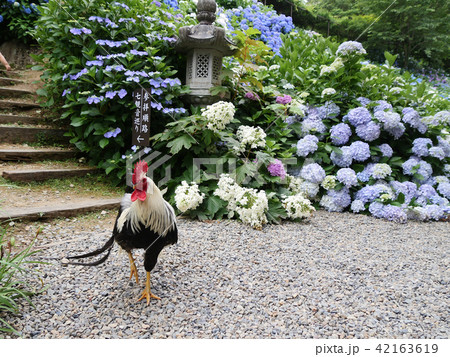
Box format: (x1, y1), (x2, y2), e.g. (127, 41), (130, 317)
(245, 92), (259, 101)
(62, 89), (71, 97)
(336, 168), (358, 187)
(321, 101), (340, 118)
(105, 91), (117, 99)
(267, 159), (286, 180)
(118, 89), (127, 98)
(86, 60), (103, 67)
(349, 141), (371, 162)
(86, 95), (104, 104)
(330, 123), (352, 146)
(390, 181), (417, 204)
(296, 135), (319, 157)
(347, 107), (372, 126)
(355, 121), (380, 142)
(300, 163), (326, 184)
(70, 28), (82, 35)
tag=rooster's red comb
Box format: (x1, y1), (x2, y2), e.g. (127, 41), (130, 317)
(134, 160), (149, 174)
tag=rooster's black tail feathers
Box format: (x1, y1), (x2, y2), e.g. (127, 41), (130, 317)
(66, 235), (115, 266)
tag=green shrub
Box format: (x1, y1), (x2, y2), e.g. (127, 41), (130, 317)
(0, 227), (45, 337)
(33, 0), (194, 182)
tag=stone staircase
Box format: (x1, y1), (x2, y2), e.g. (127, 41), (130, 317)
(0, 69), (121, 222)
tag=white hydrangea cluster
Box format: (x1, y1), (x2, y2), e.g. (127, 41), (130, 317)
(286, 174), (320, 199)
(321, 88), (336, 97)
(234, 125), (267, 152)
(371, 163), (392, 179)
(320, 58), (344, 76)
(336, 41), (367, 56)
(282, 193), (315, 220)
(174, 181), (205, 212)
(201, 101), (236, 133)
(321, 175), (337, 190)
(214, 174), (268, 229)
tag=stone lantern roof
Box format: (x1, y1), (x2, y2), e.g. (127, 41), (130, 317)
(175, 0), (236, 56)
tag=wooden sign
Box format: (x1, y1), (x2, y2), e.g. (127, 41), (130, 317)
(132, 88), (151, 146)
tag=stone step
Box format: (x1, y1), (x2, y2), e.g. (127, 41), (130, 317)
(0, 125), (67, 144)
(0, 99), (40, 109)
(0, 87), (35, 97)
(0, 77), (25, 86)
(2, 168), (99, 182)
(0, 148), (76, 161)
(0, 113), (40, 125)
(0, 198), (121, 222)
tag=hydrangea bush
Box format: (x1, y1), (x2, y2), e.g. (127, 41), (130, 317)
(35, 0), (449, 226)
(33, 0), (193, 180)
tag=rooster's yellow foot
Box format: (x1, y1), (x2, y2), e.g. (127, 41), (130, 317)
(137, 272), (160, 305)
(128, 252), (139, 284)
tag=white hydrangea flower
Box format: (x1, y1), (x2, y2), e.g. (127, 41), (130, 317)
(435, 176), (449, 184)
(321, 175), (337, 190)
(234, 125), (266, 152)
(214, 174), (268, 229)
(175, 181), (205, 212)
(371, 164), (392, 179)
(390, 87), (402, 94)
(283, 83), (295, 90)
(282, 193), (315, 220)
(269, 64), (280, 71)
(320, 58), (344, 76)
(201, 101), (235, 133)
(321, 88), (336, 97)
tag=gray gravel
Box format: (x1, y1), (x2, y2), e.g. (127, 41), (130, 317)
(2, 211), (449, 338)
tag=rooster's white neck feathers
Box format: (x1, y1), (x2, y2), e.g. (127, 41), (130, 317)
(117, 177), (176, 236)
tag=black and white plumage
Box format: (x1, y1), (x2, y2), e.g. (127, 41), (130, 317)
(67, 161), (178, 305)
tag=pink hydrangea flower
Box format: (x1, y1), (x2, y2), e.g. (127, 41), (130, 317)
(276, 94), (292, 105)
(267, 159), (286, 180)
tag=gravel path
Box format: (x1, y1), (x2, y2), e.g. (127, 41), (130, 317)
(3, 211), (449, 338)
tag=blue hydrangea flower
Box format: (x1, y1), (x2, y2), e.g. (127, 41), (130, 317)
(402, 107), (427, 133)
(355, 121), (380, 142)
(330, 146), (353, 167)
(301, 119), (326, 136)
(347, 107), (372, 126)
(375, 111), (405, 139)
(356, 184), (391, 203)
(437, 182), (450, 199)
(380, 204), (407, 223)
(349, 141), (370, 162)
(373, 100), (392, 113)
(412, 138), (432, 157)
(320, 188), (352, 212)
(378, 144), (393, 158)
(356, 97), (371, 107)
(390, 180), (417, 204)
(429, 146), (445, 160)
(350, 200), (365, 213)
(300, 163), (326, 184)
(296, 135), (319, 157)
(402, 157), (420, 175)
(118, 89), (127, 98)
(437, 136), (450, 157)
(356, 163), (374, 182)
(330, 123), (351, 145)
(320, 101), (340, 118)
(336, 168), (358, 187)
(336, 41), (366, 56)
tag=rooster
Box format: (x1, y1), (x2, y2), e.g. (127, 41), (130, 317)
(67, 160), (178, 305)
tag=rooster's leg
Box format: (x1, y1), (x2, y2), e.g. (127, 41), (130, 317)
(138, 271), (160, 305)
(127, 252), (139, 284)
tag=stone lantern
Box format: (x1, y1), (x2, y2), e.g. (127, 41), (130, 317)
(175, 0), (237, 106)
